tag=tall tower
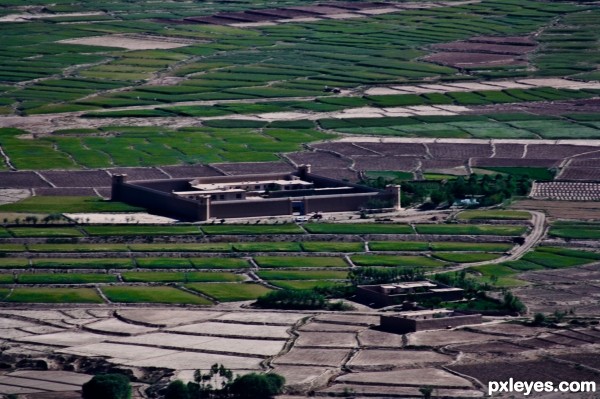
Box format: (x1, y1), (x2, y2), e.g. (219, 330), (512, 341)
(386, 184), (402, 211)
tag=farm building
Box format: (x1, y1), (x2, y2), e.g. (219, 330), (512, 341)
(111, 165), (401, 221)
(380, 309), (483, 333)
(356, 281), (465, 308)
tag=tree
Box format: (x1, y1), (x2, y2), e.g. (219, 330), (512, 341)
(230, 373), (285, 399)
(419, 386), (433, 399)
(82, 374), (131, 399)
(164, 380), (189, 399)
(533, 312), (546, 326)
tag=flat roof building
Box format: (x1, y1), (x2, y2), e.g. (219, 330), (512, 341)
(111, 165), (401, 221)
(380, 309), (483, 333)
(356, 280), (464, 308)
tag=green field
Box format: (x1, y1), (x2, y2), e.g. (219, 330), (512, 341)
(429, 242), (513, 252)
(16, 273), (117, 284)
(0, 258), (29, 269)
(102, 286), (211, 305)
(522, 250), (595, 268)
(129, 243), (232, 252)
(300, 242), (364, 252)
(232, 242), (302, 252)
(9, 227), (84, 238)
(257, 270), (348, 281)
(548, 223), (600, 240)
(28, 243), (129, 253)
(85, 225), (202, 236)
(468, 264), (528, 288)
(254, 256), (348, 268)
(0, 197), (142, 213)
(186, 282), (272, 302)
(368, 241), (430, 251)
(0, 244), (26, 252)
(268, 280), (347, 290)
(415, 225), (526, 236)
(4, 288), (103, 303)
(350, 255), (445, 268)
(190, 258), (250, 270)
(433, 252), (501, 263)
(134, 258), (193, 269)
(200, 224), (304, 235)
(32, 258), (133, 269)
(456, 210), (531, 220)
(121, 271), (244, 283)
(304, 223), (413, 235)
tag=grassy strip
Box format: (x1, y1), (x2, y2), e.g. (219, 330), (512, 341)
(5, 288), (103, 303)
(186, 282), (272, 302)
(254, 256), (348, 268)
(351, 255), (445, 268)
(300, 242), (364, 252)
(0, 258), (29, 269)
(16, 273), (117, 284)
(190, 258), (249, 269)
(368, 242), (429, 251)
(233, 242), (302, 252)
(432, 252), (501, 263)
(102, 286), (211, 305)
(415, 224), (526, 236)
(121, 272), (244, 283)
(129, 243), (232, 252)
(0, 197), (142, 213)
(32, 258), (133, 269)
(85, 225), (202, 236)
(456, 210), (530, 220)
(269, 280), (347, 290)
(200, 224), (303, 235)
(430, 242), (513, 252)
(257, 270), (348, 281)
(28, 244), (128, 252)
(0, 244), (26, 252)
(304, 223), (412, 234)
(134, 258), (193, 269)
(8, 227), (84, 238)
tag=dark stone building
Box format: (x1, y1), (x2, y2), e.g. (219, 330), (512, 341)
(380, 309), (483, 333)
(356, 281), (465, 308)
(111, 165), (401, 221)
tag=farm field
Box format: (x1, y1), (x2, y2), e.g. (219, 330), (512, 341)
(1, 0), (600, 396)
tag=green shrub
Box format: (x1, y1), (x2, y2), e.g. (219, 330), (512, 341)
(82, 374), (131, 399)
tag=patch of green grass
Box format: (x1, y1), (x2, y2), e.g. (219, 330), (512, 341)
(350, 255), (445, 268)
(522, 251), (592, 269)
(0, 197), (143, 213)
(255, 256), (348, 268)
(468, 264), (527, 287)
(268, 280), (347, 290)
(480, 167), (555, 180)
(102, 286), (211, 305)
(5, 288), (103, 303)
(85, 225), (202, 236)
(548, 224), (600, 239)
(186, 282), (272, 302)
(8, 227), (84, 237)
(135, 258), (193, 269)
(121, 271), (243, 283)
(415, 224), (526, 236)
(430, 242), (513, 252)
(257, 270), (348, 281)
(32, 258), (132, 269)
(200, 224), (304, 235)
(499, 260), (545, 271)
(16, 273), (117, 284)
(233, 242), (302, 252)
(28, 243), (128, 252)
(368, 241), (430, 251)
(456, 210), (530, 220)
(129, 243), (232, 252)
(304, 223), (412, 235)
(0, 258), (29, 269)
(0, 244), (26, 252)
(432, 252), (501, 263)
(300, 242), (364, 252)
(190, 258), (250, 270)
(536, 247), (600, 260)
(0, 274), (15, 284)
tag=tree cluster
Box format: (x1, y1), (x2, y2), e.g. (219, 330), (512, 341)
(349, 266), (425, 286)
(163, 364), (284, 399)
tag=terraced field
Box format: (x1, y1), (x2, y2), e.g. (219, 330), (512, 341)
(0, 0), (600, 396)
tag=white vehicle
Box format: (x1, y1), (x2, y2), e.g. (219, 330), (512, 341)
(294, 216), (309, 223)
